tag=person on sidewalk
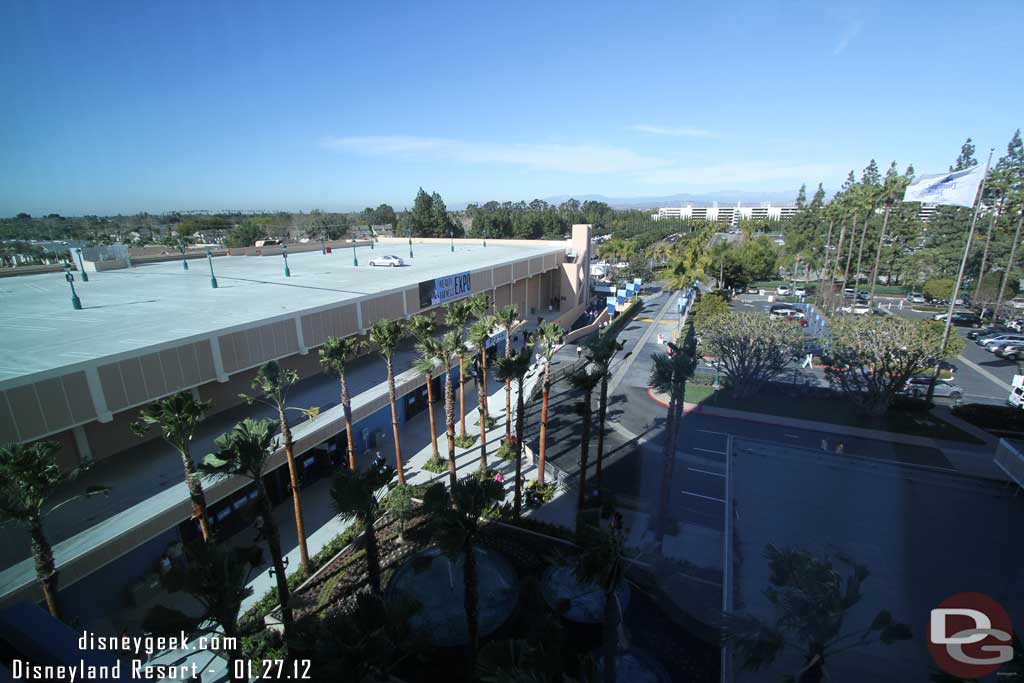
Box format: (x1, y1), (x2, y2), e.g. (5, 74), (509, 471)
(253, 514), (265, 542)
(494, 471), (504, 484)
(801, 352), (813, 369)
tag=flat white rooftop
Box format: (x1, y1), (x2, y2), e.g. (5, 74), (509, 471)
(0, 241), (562, 386)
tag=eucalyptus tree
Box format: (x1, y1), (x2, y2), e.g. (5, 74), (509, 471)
(495, 347), (532, 519)
(569, 362), (605, 514)
(445, 299), (476, 440)
(369, 318), (408, 485)
(0, 441), (110, 619)
(200, 418), (294, 635)
(131, 391), (214, 542)
(409, 315), (442, 469)
(534, 321), (564, 488)
(467, 317), (496, 471)
(585, 333), (627, 495)
(331, 464), (392, 595)
(493, 305), (519, 442)
(320, 335), (364, 472)
(243, 361), (319, 575)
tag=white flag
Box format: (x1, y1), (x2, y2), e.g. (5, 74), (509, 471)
(902, 165), (984, 208)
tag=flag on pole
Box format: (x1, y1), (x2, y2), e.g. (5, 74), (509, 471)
(902, 164), (985, 207)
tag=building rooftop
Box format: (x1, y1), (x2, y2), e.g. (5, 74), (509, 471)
(0, 240), (562, 386)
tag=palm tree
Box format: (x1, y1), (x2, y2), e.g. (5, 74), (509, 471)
(445, 300), (475, 440)
(468, 317), (496, 470)
(576, 519), (627, 683)
(494, 304), (519, 442)
(369, 318), (408, 485)
(648, 326), (697, 541)
(409, 315), (442, 469)
(422, 476), (505, 668)
(0, 441), (110, 619)
(722, 545), (912, 683)
(494, 347), (532, 519)
(143, 543), (262, 682)
(534, 321), (564, 487)
(131, 392), (214, 542)
(243, 361), (317, 575)
(330, 464), (392, 595)
(200, 418), (294, 635)
(569, 362), (605, 514)
(438, 331), (464, 491)
(320, 335), (364, 472)
(585, 333), (627, 495)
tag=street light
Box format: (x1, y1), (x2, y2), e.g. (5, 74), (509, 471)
(75, 248), (89, 282)
(483, 225), (487, 248)
(369, 225), (375, 250)
(320, 236), (326, 255)
(282, 243), (291, 277)
(408, 224), (414, 259)
(63, 265), (82, 310)
(206, 249), (218, 289)
(180, 242), (189, 270)
(352, 241), (358, 267)
(449, 227), (454, 252)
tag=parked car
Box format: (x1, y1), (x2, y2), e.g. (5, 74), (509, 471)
(794, 286), (807, 297)
(908, 292), (925, 304)
(747, 286), (760, 294)
(967, 325), (1010, 340)
(979, 334), (1024, 349)
(996, 344), (1023, 361)
(988, 338), (1024, 355)
(932, 311), (982, 327)
(901, 376), (963, 400)
(843, 287), (856, 298)
(368, 254), (405, 267)
(840, 303), (871, 315)
(771, 309), (808, 326)
(776, 285), (792, 296)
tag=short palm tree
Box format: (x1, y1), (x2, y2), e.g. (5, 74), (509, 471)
(438, 331), (464, 491)
(494, 305), (519, 442)
(330, 464), (392, 595)
(534, 321), (564, 487)
(132, 391), (214, 542)
(576, 519), (628, 683)
(585, 333), (627, 495)
(445, 300), (475, 439)
(243, 361), (317, 575)
(0, 441), (110, 619)
(409, 316), (442, 469)
(422, 475), (506, 668)
(468, 317), (496, 470)
(320, 335), (364, 472)
(369, 319), (408, 486)
(494, 347), (532, 519)
(200, 418), (294, 635)
(648, 326), (697, 541)
(569, 362), (605, 514)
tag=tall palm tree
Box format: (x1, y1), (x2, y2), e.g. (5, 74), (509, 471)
(438, 331), (464, 491)
(369, 319), (408, 486)
(330, 464), (392, 595)
(413, 338), (443, 470)
(320, 335), (364, 472)
(648, 326), (697, 541)
(495, 347), (532, 519)
(534, 322), (564, 487)
(569, 363), (605, 514)
(445, 300), (475, 440)
(0, 441), (109, 619)
(585, 333), (627, 495)
(243, 361), (317, 575)
(576, 520), (627, 683)
(131, 391), (214, 542)
(468, 317), (496, 470)
(469, 294), (495, 426)
(200, 418), (294, 635)
(422, 476), (505, 669)
(493, 305), (519, 442)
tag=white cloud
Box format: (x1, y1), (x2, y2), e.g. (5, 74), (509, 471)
(833, 19), (863, 55)
(629, 124), (716, 138)
(320, 135), (673, 175)
(635, 161), (852, 187)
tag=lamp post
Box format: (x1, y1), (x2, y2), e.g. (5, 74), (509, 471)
(320, 236), (326, 255)
(369, 225), (375, 250)
(75, 248), (89, 282)
(180, 242), (189, 270)
(352, 241), (358, 267)
(483, 226), (487, 248)
(449, 227), (454, 253)
(408, 224), (414, 259)
(64, 265), (82, 310)
(206, 249), (218, 289)
(282, 243), (291, 277)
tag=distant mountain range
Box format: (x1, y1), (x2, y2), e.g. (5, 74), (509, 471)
(539, 191), (799, 209)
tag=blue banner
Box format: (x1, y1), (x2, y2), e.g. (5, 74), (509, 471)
(418, 271), (471, 308)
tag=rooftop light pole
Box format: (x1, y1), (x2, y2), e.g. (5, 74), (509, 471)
(320, 236), (326, 255)
(352, 241), (358, 267)
(75, 248), (89, 282)
(483, 225), (487, 248)
(180, 241), (189, 270)
(207, 249), (218, 289)
(408, 224), (414, 259)
(63, 264), (82, 310)
(369, 225), (375, 250)
(282, 243), (291, 277)
(450, 227), (454, 252)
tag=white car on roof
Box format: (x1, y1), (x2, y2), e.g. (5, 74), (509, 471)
(368, 254), (405, 267)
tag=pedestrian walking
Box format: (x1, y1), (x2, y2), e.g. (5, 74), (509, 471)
(835, 442), (844, 454)
(801, 353), (813, 369)
(494, 471), (504, 484)
(254, 514), (265, 542)
(576, 346), (582, 359)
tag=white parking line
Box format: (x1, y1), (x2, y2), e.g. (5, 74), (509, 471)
(688, 466), (725, 478)
(681, 490), (725, 503)
(694, 446), (726, 455)
(957, 354), (1013, 392)
(696, 429), (729, 436)
(784, 434), (800, 439)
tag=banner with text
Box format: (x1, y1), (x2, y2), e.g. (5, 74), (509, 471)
(419, 271), (472, 309)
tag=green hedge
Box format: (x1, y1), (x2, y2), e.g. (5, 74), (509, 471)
(953, 403), (1024, 433)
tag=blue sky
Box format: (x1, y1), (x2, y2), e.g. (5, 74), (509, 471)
(1, 0), (1022, 216)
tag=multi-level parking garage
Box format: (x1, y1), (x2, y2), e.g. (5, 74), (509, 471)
(0, 228), (591, 617)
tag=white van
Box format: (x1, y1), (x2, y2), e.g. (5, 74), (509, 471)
(1010, 375), (1024, 409)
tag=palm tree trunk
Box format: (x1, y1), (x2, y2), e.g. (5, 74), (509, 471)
(868, 204), (892, 303)
(853, 212), (869, 291)
(838, 215), (857, 304)
(463, 542), (479, 671)
(458, 353), (467, 439)
(29, 517), (61, 620)
(537, 364), (551, 487)
(477, 366), (488, 472)
(277, 411), (310, 576)
(595, 374), (609, 494)
(386, 357), (406, 486)
(425, 372), (440, 464)
(577, 390), (593, 512)
(504, 335), (512, 442)
(180, 450), (212, 542)
(341, 375), (357, 471)
(363, 511), (382, 595)
(257, 483), (292, 632)
(513, 378), (525, 519)
(445, 372), (458, 492)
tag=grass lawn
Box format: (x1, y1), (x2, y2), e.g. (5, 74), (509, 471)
(683, 384), (983, 444)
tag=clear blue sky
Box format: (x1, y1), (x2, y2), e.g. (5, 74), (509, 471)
(1, 0), (1022, 216)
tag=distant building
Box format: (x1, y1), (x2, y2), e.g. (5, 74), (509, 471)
(652, 203), (798, 226)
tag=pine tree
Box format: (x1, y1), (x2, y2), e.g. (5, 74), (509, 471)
(861, 159), (881, 186)
(430, 192), (451, 238)
(951, 138), (977, 171)
(410, 188), (434, 237)
(795, 184), (807, 210)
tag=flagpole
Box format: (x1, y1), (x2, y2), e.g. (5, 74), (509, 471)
(925, 149), (993, 403)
